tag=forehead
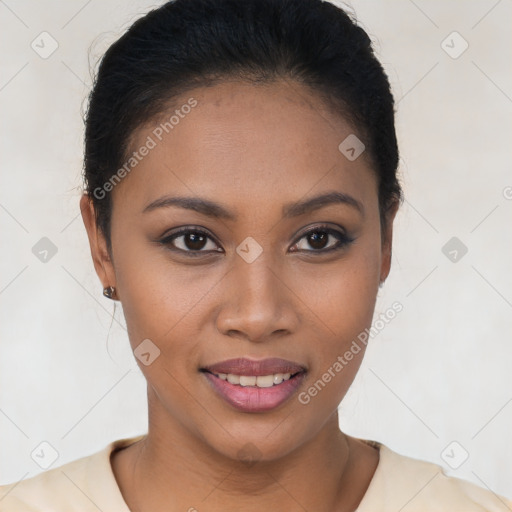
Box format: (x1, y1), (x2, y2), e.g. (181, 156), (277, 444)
(113, 80), (377, 215)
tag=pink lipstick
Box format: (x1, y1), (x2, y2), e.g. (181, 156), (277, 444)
(201, 358), (306, 413)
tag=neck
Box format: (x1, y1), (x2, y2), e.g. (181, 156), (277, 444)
(114, 391), (375, 512)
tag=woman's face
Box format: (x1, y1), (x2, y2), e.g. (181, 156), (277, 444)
(83, 80), (394, 462)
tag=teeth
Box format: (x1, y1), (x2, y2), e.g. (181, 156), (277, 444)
(239, 376), (256, 387)
(273, 373), (291, 384)
(256, 375), (274, 388)
(215, 372), (294, 388)
(273, 373), (284, 385)
(227, 374), (240, 385)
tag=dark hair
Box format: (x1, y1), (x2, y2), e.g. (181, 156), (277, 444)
(84, 0), (402, 249)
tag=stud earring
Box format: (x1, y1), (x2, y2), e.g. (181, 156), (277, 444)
(103, 286), (116, 300)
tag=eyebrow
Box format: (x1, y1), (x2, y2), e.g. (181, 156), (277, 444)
(142, 191), (364, 219)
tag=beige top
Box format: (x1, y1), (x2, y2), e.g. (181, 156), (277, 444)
(0, 435), (510, 511)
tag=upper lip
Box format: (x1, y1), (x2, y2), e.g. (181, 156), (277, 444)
(202, 358), (306, 376)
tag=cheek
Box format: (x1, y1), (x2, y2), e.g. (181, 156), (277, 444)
(111, 237), (226, 396)
(116, 255), (213, 352)
(294, 234), (381, 343)
(109, 209), (211, 342)
(290, 234), (381, 408)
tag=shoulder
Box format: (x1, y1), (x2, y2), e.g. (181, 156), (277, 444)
(0, 436), (143, 512)
(0, 450), (103, 512)
(357, 440), (512, 512)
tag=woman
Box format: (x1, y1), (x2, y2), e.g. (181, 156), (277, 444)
(1, 0), (510, 510)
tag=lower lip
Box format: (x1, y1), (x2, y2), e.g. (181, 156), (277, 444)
(203, 372), (305, 413)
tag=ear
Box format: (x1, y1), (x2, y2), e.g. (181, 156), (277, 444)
(80, 194), (117, 295)
(379, 200), (399, 284)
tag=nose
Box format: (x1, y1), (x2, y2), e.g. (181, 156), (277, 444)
(215, 252), (299, 343)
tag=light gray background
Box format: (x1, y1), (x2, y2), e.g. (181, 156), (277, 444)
(1, 0), (511, 501)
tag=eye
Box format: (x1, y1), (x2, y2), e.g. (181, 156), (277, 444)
(290, 224), (354, 253)
(159, 227), (222, 255)
(159, 224), (353, 257)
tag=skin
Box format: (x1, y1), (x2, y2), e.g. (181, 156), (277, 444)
(81, 79), (398, 512)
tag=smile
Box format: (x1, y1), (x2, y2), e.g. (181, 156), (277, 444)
(212, 372), (294, 388)
(200, 358), (307, 413)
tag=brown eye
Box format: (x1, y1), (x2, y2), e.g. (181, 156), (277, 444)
(182, 232), (208, 251)
(306, 231), (329, 250)
(160, 228), (222, 254)
(290, 225), (354, 253)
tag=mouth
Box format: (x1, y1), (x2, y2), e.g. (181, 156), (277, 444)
(208, 371), (299, 388)
(200, 358), (307, 413)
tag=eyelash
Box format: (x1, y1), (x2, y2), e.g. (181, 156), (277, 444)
(158, 224), (354, 257)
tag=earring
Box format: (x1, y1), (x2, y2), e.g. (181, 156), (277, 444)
(103, 286), (116, 300)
